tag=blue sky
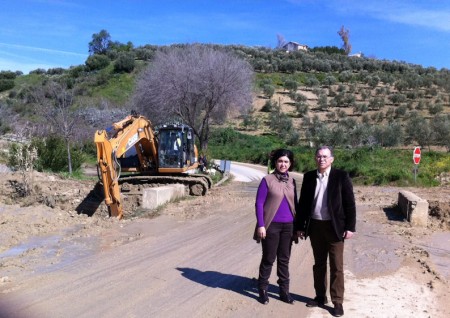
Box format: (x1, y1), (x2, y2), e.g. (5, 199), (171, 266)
(1, 0), (449, 74)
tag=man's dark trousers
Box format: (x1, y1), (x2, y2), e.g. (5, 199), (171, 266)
(309, 219), (344, 303)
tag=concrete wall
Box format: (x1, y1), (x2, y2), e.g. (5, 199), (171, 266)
(397, 190), (429, 227)
(142, 184), (186, 210)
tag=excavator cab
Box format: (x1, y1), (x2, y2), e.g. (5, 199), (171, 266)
(157, 124), (198, 172)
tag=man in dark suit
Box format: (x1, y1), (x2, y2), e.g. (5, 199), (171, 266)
(295, 146), (356, 317)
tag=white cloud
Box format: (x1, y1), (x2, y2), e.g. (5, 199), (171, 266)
(333, 1), (450, 32)
(0, 42), (87, 73)
(0, 42), (87, 57)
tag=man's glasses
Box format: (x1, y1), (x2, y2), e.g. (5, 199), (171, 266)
(316, 155), (330, 159)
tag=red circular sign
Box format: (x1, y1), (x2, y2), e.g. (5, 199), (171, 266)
(413, 147), (421, 165)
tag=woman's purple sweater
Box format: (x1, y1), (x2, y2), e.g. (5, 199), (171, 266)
(256, 178), (294, 227)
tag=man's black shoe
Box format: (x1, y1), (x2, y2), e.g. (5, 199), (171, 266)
(332, 303), (344, 317)
(258, 289), (269, 305)
(306, 296), (328, 307)
(279, 291), (294, 304)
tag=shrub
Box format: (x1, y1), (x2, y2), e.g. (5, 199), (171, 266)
(29, 68), (46, 75)
(135, 47), (155, 61)
(261, 100), (275, 112)
(114, 52), (136, 73)
(241, 113), (259, 130)
(304, 75), (320, 87)
(389, 93), (406, 105)
(428, 102), (443, 115)
(85, 54), (110, 71)
(269, 110), (293, 137)
(323, 75), (337, 86)
(0, 120), (11, 134)
(47, 67), (65, 75)
(7, 142), (38, 196)
(338, 70), (353, 83)
(284, 79), (298, 92)
(262, 84), (275, 98)
(0, 71), (17, 79)
(295, 101), (309, 116)
(67, 65), (86, 79)
(31, 136), (83, 173)
(0, 79), (14, 92)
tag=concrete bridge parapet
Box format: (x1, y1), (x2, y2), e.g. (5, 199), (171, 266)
(142, 184), (186, 210)
(398, 190), (429, 227)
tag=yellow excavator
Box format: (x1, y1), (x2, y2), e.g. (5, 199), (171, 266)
(94, 113), (211, 219)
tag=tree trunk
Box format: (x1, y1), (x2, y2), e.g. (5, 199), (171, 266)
(66, 139), (73, 175)
(199, 121), (210, 151)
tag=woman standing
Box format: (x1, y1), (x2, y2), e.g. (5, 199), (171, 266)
(254, 148), (298, 305)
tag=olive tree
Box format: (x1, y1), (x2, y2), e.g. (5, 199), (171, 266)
(262, 84), (275, 99)
(133, 44), (254, 150)
(431, 115), (450, 151)
(373, 123), (403, 147)
(405, 113), (433, 149)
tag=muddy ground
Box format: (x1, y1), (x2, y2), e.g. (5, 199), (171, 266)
(0, 166), (449, 317)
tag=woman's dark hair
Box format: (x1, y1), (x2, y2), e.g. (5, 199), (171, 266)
(270, 148), (294, 172)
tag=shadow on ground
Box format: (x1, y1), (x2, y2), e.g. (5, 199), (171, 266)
(383, 206), (406, 221)
(176, 267), (311, 304)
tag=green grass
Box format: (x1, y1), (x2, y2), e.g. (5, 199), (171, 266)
(208, 129), (450, 187)
(207, 127), (285, 165)
(90, 71), (135, 105)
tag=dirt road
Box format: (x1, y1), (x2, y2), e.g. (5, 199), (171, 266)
(0, 164), (449, 317)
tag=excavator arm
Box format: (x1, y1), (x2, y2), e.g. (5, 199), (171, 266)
(95, 129), (123, 218)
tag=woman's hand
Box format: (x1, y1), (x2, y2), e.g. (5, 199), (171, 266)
(257, 226), (266, 239)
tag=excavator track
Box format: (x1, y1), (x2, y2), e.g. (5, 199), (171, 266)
(118, 174), (212, 196)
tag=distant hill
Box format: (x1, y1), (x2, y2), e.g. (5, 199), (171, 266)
(0, 43), (449, 150)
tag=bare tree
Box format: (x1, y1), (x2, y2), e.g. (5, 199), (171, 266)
(338, 25), (352, 55)
(38, 81), (82, 174)
(276, 34), (287, 49)
(132, 44), (254, 150)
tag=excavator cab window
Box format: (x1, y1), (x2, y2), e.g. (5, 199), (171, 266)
(158, 129), (184, 168)
(185, 129), (196, 166)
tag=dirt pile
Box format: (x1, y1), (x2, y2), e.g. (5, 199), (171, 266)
(0, 171), (113, 255)
(429, 200), (450, 230)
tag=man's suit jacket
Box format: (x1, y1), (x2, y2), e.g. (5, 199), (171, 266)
(295, 167), (356, 241)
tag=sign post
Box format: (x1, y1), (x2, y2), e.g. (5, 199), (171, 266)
(413, 147), (421, 183)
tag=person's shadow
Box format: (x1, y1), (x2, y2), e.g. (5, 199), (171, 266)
(176, 267), (311, 304)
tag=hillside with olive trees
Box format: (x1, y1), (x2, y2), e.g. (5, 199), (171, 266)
(231, 68), (450, 151)
(0, 35), (449, 159)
